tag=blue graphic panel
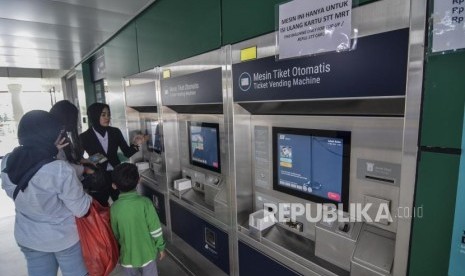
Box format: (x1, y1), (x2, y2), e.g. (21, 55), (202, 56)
(276, 133), (344, 202)
(170, 200), (230, 274)
(448, 111), (465, 275)
(238, 241), (301, 276)
(188, 122), (221, 173)
(146, 120), (162, 153)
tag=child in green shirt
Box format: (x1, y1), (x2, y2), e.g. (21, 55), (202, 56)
(111, 163), (165, 276)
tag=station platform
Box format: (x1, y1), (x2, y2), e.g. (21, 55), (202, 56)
(0, 187), (189, 276)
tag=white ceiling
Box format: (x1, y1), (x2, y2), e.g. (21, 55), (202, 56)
(0, 0), (152, 70)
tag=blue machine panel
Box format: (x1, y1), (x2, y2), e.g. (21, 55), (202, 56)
(170, 200), (230, 274)
(140, 184), (166, 225)
(449, 112), (465, 275)
(239, 241), (301, 276)
(232, 29), (409, 102)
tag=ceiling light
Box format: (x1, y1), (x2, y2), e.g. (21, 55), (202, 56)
(14, 31), (33, 38)
(13, 40), (36, 48)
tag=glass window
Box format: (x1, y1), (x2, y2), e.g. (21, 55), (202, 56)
(0, 77), (63, 157)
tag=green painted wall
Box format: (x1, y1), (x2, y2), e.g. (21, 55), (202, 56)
(409, 1), (465, 275)
(103, 23), (139, 139)
(136, 0), (221, 71)
(221, 0), (379, 45)
(420, 52), (465, 149)
(104, 23), (139, 78)
(82, 61), (96, 107)
(409, 151), (460, 275)
(82, 0), (382, 83)
(221, 0), (286, 45)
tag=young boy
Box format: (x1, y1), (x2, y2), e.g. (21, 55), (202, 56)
(111, 163), (166, 276)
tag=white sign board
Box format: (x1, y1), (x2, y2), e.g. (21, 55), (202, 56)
(278, 0), (352, 59)
(432, 0), (465, 52)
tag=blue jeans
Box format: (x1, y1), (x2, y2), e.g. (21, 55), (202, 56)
(20, 242), (88, 276)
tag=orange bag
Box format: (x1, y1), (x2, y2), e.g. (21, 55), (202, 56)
(76, 200), (119, 276)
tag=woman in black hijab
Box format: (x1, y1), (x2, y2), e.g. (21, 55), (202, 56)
(79, 103), (144, 206)
(50, 100), (83, 164)
(1, 110), (91, 276)
(50, 100), (97, 179)
(3, 110), (61, 187)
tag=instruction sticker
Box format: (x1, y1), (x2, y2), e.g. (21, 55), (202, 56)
(432, 0), (465, 52)
(278, 0), (352, 59)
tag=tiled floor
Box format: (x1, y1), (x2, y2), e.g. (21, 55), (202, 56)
(0, 187), (190, 276)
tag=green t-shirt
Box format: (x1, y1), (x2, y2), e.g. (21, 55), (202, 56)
(110, 191), (165, 267)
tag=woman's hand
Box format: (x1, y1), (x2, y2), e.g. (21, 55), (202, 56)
(81, 161), (97, 174)
(55, 135), (69, 150)
(132, 134), (147, 146)
(80, 158), (94, 165)
(83, 166), (95, 174)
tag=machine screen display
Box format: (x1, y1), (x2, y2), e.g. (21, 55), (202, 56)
(146, 120), (162, 153)
(188, 122), (221, 173)
(273, 127), (350, 207)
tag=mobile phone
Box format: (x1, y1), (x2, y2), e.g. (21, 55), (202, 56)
(58, 129), (70, 144)
(88, 153), (108, 164)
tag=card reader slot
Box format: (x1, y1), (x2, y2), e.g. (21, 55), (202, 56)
(365, 175), (395, 184)
(205, 228), (216, 248)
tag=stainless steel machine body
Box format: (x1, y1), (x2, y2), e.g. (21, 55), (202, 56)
(160, 49), (232, 276)
(225, 0), (425, 275)
(123, 69), (169, 227)
(117, 1), (425, 275)
(160, 48), (230, 226)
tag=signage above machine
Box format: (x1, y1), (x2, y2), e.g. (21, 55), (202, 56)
(233, 28), (409, 102)
(161, 67), (222, 106)
(278, 0), (352, 59)
(91, 55), (106, 81)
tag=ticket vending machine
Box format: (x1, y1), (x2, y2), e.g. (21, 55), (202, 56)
(159, 49), (231, 276)
(123, 69), (167, 226)
(228, 0), (418, 275)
